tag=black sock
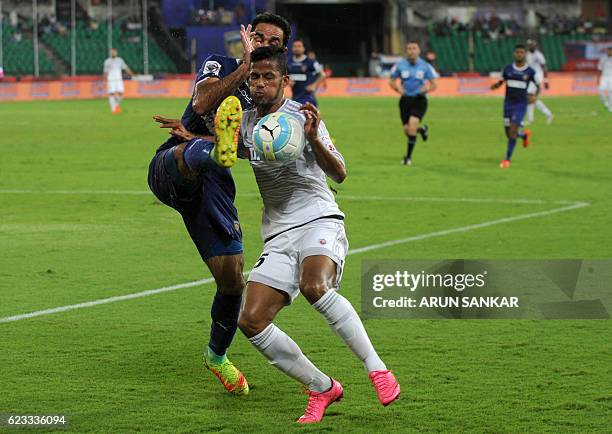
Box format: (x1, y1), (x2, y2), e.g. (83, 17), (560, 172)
(407, 136), (417, 159)
(208, 290), (242, 356)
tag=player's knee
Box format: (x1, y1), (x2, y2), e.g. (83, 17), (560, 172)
(238, 309), (269, 338)
(299, 280), (330, 304)
(217, 270), (245, 296)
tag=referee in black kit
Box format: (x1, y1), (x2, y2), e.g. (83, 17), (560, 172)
(389, 41), (438, 166)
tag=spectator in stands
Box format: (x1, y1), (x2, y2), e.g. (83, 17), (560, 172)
(9, 10), (18, 27)
(13, 21), (23, 43)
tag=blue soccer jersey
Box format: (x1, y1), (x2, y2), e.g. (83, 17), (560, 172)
(288, 55), (323, 105)
(156, 54), (253, 153)
(182, 54), (254, 135)
(501, 63), (538, 105)
(390, 58), (438, 97)
(501, 63), (538, 126)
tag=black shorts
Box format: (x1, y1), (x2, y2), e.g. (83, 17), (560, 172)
(399, 95), (428, 124)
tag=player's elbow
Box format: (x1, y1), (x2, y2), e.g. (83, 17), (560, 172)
(331, 166), (346, 184)
(192, 97), (208, 116)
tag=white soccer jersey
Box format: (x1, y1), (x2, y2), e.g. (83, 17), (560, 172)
(104, 57), (126, 81)
(240, 99), (345, 241)
(598, 55), (612, 78)
(526, 50), (546, 80)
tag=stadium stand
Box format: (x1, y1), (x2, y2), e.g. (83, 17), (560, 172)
(2, 24), (56, 75)
(427, 20), (602, 73)
(41, 20), (177, 75)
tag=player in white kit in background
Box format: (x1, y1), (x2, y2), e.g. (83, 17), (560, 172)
(236, 46), (400, 424)
(526, 40), (554, 125)
(598, 46), (612, 112)
(103, 48), (134, 114)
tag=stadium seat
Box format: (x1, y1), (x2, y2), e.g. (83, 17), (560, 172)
(429, 28), (597, 73)
(40, 20), (177, 75)
(2, 25), (56, 75)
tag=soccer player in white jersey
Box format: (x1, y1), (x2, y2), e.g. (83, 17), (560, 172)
(598, 46), (612, 112)
(103, 48), (134, 114)
(526, 40), (554, 125)
(236, 46), (400, 424)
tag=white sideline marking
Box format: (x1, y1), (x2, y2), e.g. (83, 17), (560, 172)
(0, 189), (577, 205)
(349, 201), (589, 254)
(0, 200), (589, 324)
(0, 277), (215, 324)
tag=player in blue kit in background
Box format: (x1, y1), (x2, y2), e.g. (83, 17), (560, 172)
(147, 13), (291, 395)
(288, 38), (325, 106)
(389, 41), (438, 166)
(491, 44), (538, 169)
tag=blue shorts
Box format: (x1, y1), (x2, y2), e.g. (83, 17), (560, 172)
(147, 146), (243, 261)
(504, 103), (527, 127)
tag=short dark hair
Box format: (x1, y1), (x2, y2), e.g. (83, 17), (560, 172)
(406, 40), (420, 46)
(515, 44), (526, 50)
(251, 46), (288, 75)
(251, 13), (291, 47)
(292, 38), (307, 49)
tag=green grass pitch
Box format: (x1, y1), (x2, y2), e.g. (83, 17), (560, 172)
(0, 96), (610, 433)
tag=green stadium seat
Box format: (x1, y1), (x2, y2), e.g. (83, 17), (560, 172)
(429, 28), (597, 73)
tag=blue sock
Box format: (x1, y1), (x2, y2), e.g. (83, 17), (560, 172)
(505, 138), (517, 160)
(518, 130), (526, 139)
(183, 138), (216, 172)
(207, 290), (242, 359)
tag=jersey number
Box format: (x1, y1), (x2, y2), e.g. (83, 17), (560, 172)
(253, 253), (269, 268)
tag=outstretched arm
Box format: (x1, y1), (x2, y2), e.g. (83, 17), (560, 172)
(301, 103), (346, 184)
(153, 115), (213, 142)
(192, 25), (253, 115)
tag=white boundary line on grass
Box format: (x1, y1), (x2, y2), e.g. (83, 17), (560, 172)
(0, 189), (578, 205)
(0, 199), (589, 324)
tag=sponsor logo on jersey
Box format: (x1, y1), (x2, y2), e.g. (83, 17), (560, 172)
(203, 61), (222, 76)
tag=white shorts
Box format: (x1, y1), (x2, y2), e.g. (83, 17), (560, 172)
(527, 81), (540, 95)
(248, 218), (349, 303)
(599, 76), (612, 92)
(107, 79), (124, 94)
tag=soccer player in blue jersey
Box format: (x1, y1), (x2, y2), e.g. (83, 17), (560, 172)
(288, 38), (325, 106)
(389, 41), (438, 166)
(491, 44), (538, 169)
(147, 12), (291, 395)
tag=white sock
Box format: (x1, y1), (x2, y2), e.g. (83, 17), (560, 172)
(248, 323), (332, 392)
(313, 290), (386, 373)
(108, 95), (116, 111)
(607, 94), (612, 110)
(535, 99), (552, 117)
(526, 103), (535, 123)
(116, 95), (123, 107)
(599, 91), (610, 108)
